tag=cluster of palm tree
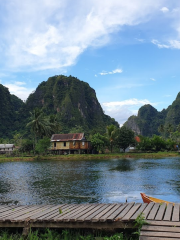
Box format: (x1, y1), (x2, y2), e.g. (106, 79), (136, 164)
(91, 124), (135, 153)
(158, 123), (180, 141)
(26, 108), (61, 146)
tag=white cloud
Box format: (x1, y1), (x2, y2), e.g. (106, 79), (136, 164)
(160, 7), (169, 13)
(135, 38), (145, 42)
(15, 81), (26, 86)
(150, 78), (156, 81)
(0, 0), (167, 72)
(102, 98), (157, 125)
(152, 39), (180, 50)
(103, 98), (155, 107)
(99, 68), (123, 75)
(151, 39), (170, 48)
(4, 82), (34, 100)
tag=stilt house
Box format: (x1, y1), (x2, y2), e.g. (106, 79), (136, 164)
(50, 133), (91, 154)
(0, 144), (15, 154)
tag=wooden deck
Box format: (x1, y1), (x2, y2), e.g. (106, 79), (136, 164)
(0, 202), (180, 238)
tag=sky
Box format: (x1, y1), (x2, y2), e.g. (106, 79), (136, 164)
(1, 0), (180, 125)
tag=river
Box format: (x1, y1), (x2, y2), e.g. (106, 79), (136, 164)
(0, 157), (180, 205)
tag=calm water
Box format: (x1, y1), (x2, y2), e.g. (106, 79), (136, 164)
(0, 157), (180, 205)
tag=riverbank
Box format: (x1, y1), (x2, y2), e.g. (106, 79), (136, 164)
(0, 151), (179, 162)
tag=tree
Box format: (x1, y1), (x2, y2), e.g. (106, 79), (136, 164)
(69, 125), (84, 133)
(115, 126), (135, 152)
(166, 123), (174, 138)
(35, 137), (51, 155)
(91, 133), (108, 153)
(136, 136), (153, 151)
(49, 115), (61, 134)
(151, 135), (166, 151)
(12, 133), (22, 146)
(19, 139), (34, 154)
(106, 125), (117, 153)
(26, 108), (52, 144)
(158, 124), (165, 137)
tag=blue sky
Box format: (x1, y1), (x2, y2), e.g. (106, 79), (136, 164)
(1, 0), (180, 125)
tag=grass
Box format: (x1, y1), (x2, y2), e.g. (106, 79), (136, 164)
(0, 229), (138, 240)
(0, 151), (179, 162)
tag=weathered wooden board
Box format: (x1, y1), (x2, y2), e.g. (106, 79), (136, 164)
(0, 202), (179, 234)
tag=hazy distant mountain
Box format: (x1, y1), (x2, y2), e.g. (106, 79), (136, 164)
(124, 94), (180, 136)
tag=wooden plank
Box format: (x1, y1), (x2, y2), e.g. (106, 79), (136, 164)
(114, 202), (135, 221)
(53, 204), (85, 221)
(91, 204), (117, 222)
(140, 237), (179, 240)
(0, 206), (15, 213)
(30, 220), (134, 229)
(142, 202), (154, 219)
(9, 206), (52, 222)
(140, 231), (180, 238)
(44, 204), (77, 221)
(163, 203), (173, 221)
(64, 204), (94, 222)
(76, 204), (104, 222)
(106, 204), (128, 222)
(29, 205), (65, 221)
(142, 225), (180, 232)
(35, 204), (71, 221)
(99, 204), (122, 222)
(70, 204), (100, 222)
(55, 204), (91, 222)
(84, 204), (111, 222)
(147, 203), (160, 220)
(172, 204), (180, 222)
(122, 203), (141, 221)
(130, 203), (148, 221)
(146, 220), (180, 227)
(0, 206), (35, 220)
(155, 203), (166, 221)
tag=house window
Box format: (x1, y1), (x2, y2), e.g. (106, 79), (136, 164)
(82, 142), (85, 146)
(54, 142), (56, 147)
(73, 141), (75, 146)
(64, 142), (66, 147)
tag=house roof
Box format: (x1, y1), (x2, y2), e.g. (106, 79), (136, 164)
(51, 133), (85, 142)
(0, 144), (15, 149)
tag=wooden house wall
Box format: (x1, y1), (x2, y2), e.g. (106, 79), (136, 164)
(69, 141), (80, 149)
(51, 141), (91, 150)
(52, 141), (70, 150)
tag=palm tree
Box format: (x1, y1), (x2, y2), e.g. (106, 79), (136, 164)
(49, 115), (61, 134)
(166, 123), (173, 139)
(158, 124), (165, 137)
(106, 125), (117, 153)
(26, 108), (52, 145)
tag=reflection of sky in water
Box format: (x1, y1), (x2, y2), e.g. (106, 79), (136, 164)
(0, 157), (180, 205)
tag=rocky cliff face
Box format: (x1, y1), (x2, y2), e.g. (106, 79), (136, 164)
(124, 116), (141, 135)
(124, 104), (167, 137)
(25, 75), (119, 133)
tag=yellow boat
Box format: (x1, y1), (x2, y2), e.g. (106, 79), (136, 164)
(140, 193), (173, 205)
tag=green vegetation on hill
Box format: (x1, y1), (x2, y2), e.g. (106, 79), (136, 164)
(0, 84), (24, 138)
(0, 75), (118, 138)
(25, 75), (119, 135)
(124, 93), (180, 137)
